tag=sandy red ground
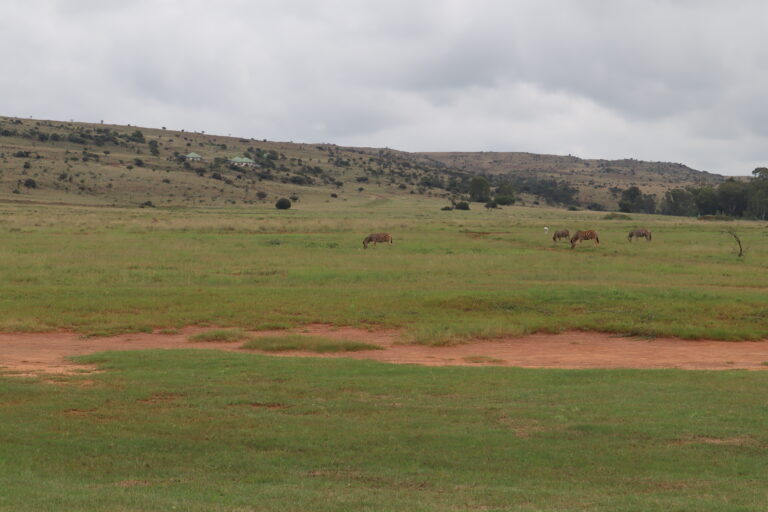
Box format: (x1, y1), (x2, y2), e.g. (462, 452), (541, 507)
(2, 325), (768, 376)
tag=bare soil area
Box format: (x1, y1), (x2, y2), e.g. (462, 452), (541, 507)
(1, 325), (768, 376)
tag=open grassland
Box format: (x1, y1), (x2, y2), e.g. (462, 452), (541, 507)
(1, 351), (767, 511)
(0, 195), (766, 341)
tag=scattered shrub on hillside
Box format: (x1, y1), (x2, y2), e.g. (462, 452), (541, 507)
(140, 200), (155, 208)
(275, 198), (291, 210)
(485, 201), (498, 209)
(23, 179), (36, 189)
(129, 130), (145, 143)
(256, 191), (267, 200)
(495, 194), (515, 206)
(603, 213), (632, 220)
(455, 201), (470, 210)
(441, 206), (453, 211)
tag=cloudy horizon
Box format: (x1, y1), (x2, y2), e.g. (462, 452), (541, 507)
(2, 0), (767, 176)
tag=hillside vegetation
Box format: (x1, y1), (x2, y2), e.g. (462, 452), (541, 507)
(0, 115), (727, 210)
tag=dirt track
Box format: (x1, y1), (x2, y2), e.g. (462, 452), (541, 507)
(2, 325), (768, 376)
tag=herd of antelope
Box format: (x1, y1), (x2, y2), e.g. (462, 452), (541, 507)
(362, 227), (651, 250)
(546, 227), (652, 248)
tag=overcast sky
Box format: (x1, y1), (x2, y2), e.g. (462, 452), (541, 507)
(2, 0), (767, 175)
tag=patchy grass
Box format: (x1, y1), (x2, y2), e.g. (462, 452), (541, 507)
(0, 201), (766, 343)
(463, 355), (505, 364)
(242, 334), (382, 353)
(2, 350), (768, 511)
(188, 329), (249, 343)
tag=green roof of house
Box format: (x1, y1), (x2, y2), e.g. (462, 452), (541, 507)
(185, 152), (202, 158)
(229, 156), (255, 163)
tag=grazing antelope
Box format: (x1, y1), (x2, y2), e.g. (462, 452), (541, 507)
(570, 230), (599, 249)
(362, 232), (393, 249)
(552, 229), (570, 242)
(628, 229), (652, 242)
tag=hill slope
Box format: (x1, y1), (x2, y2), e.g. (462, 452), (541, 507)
(0, 115), (726, 209)
(418, 151), (725, 208)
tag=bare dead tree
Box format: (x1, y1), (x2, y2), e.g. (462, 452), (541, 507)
(722, 228), (744, 257)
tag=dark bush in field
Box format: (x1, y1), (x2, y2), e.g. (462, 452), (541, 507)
(275, 198), (292, 210)
(455, 201), (470, 210)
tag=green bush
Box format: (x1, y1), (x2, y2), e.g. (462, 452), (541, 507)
(275, 198), (292, 210)
(454, 201), (470, 210)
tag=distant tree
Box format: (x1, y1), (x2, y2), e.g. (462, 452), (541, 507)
(22, 178), (36, 188)
(148, 140), (160, 156)
(468, 176), (491, 202)
(494, 180), (516, 205)
(275, 198), (292, 210)
(129, 130), (145, 143)
(619, 186), (656, 214)
(692, 186), (719, 215)
(454, 201), (470, 210)
(716, 179), (749, 217)
(661, 188), (697, 216)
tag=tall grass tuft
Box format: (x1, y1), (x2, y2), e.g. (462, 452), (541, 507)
(242, 334), (382, 353)
(188, 329), (249, 342)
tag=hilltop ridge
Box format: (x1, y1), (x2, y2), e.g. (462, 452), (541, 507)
(0, 115), (726, 209)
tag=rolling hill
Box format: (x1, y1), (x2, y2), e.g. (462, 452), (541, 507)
(0, 115), (727, 209)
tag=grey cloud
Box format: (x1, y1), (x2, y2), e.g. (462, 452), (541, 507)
(2, 0), (768, 174)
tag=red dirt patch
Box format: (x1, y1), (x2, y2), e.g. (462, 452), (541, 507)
(1, 326), (768, 376)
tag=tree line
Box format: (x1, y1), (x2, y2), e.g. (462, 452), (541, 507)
(655, 168), (768, 219)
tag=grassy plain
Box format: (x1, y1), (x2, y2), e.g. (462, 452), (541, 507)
(0, 194), (766, 341)
(1, 351), (767, 511)
(2, 197), (768, 510)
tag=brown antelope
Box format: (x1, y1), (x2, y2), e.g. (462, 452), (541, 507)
(552, 229), (570, 242)
(570, 230), (599, 249)
(362, 232), (393, 249)
(628, 229), (652, 242)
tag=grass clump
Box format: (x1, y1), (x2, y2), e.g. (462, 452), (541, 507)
(188, 328), (249, 342)
(463, 355), (504, 364)
(603, 212), (632, 220)
(242, 334), (382, 353)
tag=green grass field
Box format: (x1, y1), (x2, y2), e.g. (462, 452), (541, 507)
(2, 196), (768, 510)
(0, 196), (765, 341)
(1, 351), (767, 511)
